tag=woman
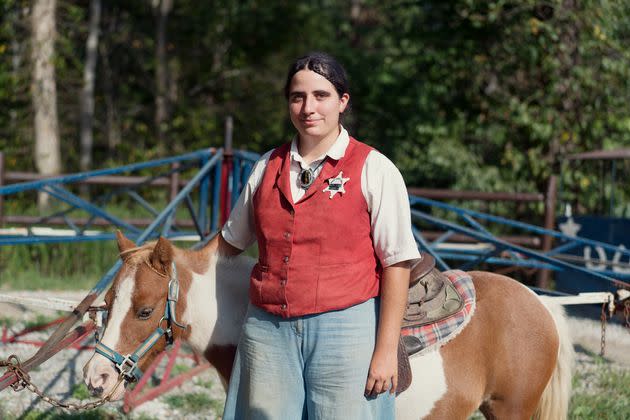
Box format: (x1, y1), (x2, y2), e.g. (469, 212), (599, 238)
(211, 52), (419, 419)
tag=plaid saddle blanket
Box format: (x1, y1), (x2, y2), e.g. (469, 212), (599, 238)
(400, 270), (476, 357)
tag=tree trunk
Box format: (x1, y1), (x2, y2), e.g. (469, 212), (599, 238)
(153, 0), (173, 150)
(31, 0), (61, 210)
(101, 43), (121, 157)
(9, 5), (23, 131)
(79, 0), (101, 177)
(99, 8), (121, 157)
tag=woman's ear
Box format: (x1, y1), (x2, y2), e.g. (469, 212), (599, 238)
(339, 93), (350, 113)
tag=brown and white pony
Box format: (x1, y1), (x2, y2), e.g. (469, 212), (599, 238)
(83, 233), (573, 419)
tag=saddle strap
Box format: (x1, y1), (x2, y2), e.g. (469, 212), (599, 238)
(396, 337), (412, 395)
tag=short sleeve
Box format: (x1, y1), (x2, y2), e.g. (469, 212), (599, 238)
(362, 151), (421, 268)
(221, 150), (272, 250)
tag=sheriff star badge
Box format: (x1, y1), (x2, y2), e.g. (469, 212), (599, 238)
(323, 171), (350, 199)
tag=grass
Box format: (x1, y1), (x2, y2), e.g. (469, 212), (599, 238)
(569, 358), (630, 419)
(0, 235), (258, 292)
(163, 391), (222, 414)
(3, 408), (159, 420)
(0, 241), (118, 290)
(13, 409), (121, 420)
(70, 383), (92, 401)
(194, 377), (215, 390)
(171, 363), (191, 375)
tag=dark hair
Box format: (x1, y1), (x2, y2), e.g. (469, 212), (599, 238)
(284, 52), (349, 100)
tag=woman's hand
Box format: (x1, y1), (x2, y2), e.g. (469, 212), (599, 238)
(364, 347), (398, 397)
(364, 261), (410, 398)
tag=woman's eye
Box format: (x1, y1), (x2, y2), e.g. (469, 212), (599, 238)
(137, 308), (154, 320)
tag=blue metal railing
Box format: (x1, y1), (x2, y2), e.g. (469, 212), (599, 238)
(0, 149), (259, 247)
(410, 195), (630, 287)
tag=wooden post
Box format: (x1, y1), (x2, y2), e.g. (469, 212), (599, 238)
(220, 116), (233, 226)
(0, 152), (4, 227)
(537, 175), (558, 288)
(169, 162), (179, 202)
(224, 115), (233, 153)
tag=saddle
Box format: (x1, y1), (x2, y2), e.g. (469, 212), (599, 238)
(396, 253), (464, 395)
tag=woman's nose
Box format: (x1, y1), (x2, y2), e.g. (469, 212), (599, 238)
(302, 95), (316, 114)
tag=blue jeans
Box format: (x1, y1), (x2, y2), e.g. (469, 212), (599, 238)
(222, 298), (395, 420)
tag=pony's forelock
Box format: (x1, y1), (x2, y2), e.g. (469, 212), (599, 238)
(120, 241), (158, 267)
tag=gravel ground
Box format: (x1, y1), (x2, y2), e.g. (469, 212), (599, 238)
(1, 291), (628, 419)
(0, 329), (226, 419)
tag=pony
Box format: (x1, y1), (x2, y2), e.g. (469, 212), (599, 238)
(83, 233), (573, 419)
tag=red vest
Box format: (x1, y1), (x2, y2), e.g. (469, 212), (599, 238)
(251, 137), (382, 317)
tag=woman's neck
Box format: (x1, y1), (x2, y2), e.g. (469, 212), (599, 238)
(297, 126), (341, 165)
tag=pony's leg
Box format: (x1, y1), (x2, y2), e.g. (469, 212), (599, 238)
(478, 398), (539, 420)
(421, 397), (480, 420)
(396, 345), (484, 420)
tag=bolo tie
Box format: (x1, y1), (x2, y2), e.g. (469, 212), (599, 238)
(298, 158), (326, 190)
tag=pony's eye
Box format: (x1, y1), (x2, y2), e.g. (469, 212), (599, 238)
(137, 307), (154, 320)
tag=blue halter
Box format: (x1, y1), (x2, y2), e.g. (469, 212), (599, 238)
(95, 262), (186, 382)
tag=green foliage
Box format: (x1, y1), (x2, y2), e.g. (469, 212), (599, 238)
(569, 365), (630, 419)
(70, 383), (92, 401)
(0, 241), (117, 290)
(194, 376), (215, 390)
(171, 363), (191, 375)
(0, 0), (629, 221)
(164, 391), (222, 414)
(16, 409), (121, 420)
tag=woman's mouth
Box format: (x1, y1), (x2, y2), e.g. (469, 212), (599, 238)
(302, 119), (320, 126)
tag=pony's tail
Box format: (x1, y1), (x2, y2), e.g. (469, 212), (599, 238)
(534, 298), (574, 420)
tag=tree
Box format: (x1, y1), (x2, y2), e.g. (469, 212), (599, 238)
(79, 0), (101, 175)
(153, 0), (173, 149)
(31, 0), (61, 209)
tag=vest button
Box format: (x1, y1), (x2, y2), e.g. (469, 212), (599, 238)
(283, 256), (289, 263)
(283, 232), (291, 239)
(289, 209), (294, 216)
(281, 304), (287, 310)
(280, 279), (286, 286)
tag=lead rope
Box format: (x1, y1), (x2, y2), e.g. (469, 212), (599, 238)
(0, 354), (125, 411)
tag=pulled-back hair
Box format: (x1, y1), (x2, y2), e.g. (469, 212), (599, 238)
(284, 52), (349, 100)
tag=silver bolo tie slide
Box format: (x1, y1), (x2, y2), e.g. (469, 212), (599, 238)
(298, 158), (326, 190)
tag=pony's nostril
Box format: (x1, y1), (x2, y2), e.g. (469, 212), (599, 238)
(92, 385), (104, 397)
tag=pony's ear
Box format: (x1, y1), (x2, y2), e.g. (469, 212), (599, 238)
(116, 230), (136, 259)
(150, 237), (173, 274)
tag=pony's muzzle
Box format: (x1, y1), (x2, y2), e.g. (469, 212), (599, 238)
(84, 357), (124, 400)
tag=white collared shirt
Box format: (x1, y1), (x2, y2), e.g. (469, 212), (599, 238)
(222, 127), (421, 268)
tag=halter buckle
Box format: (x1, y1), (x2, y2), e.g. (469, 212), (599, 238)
(116, 354), (139, 382)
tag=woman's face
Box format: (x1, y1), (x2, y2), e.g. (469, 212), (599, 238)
(287, 69), (349, 143)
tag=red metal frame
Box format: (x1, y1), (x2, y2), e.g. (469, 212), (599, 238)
(0, 321), (97, 390)
(123, 339), (211, 413)
(1, 317), (95, 351)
